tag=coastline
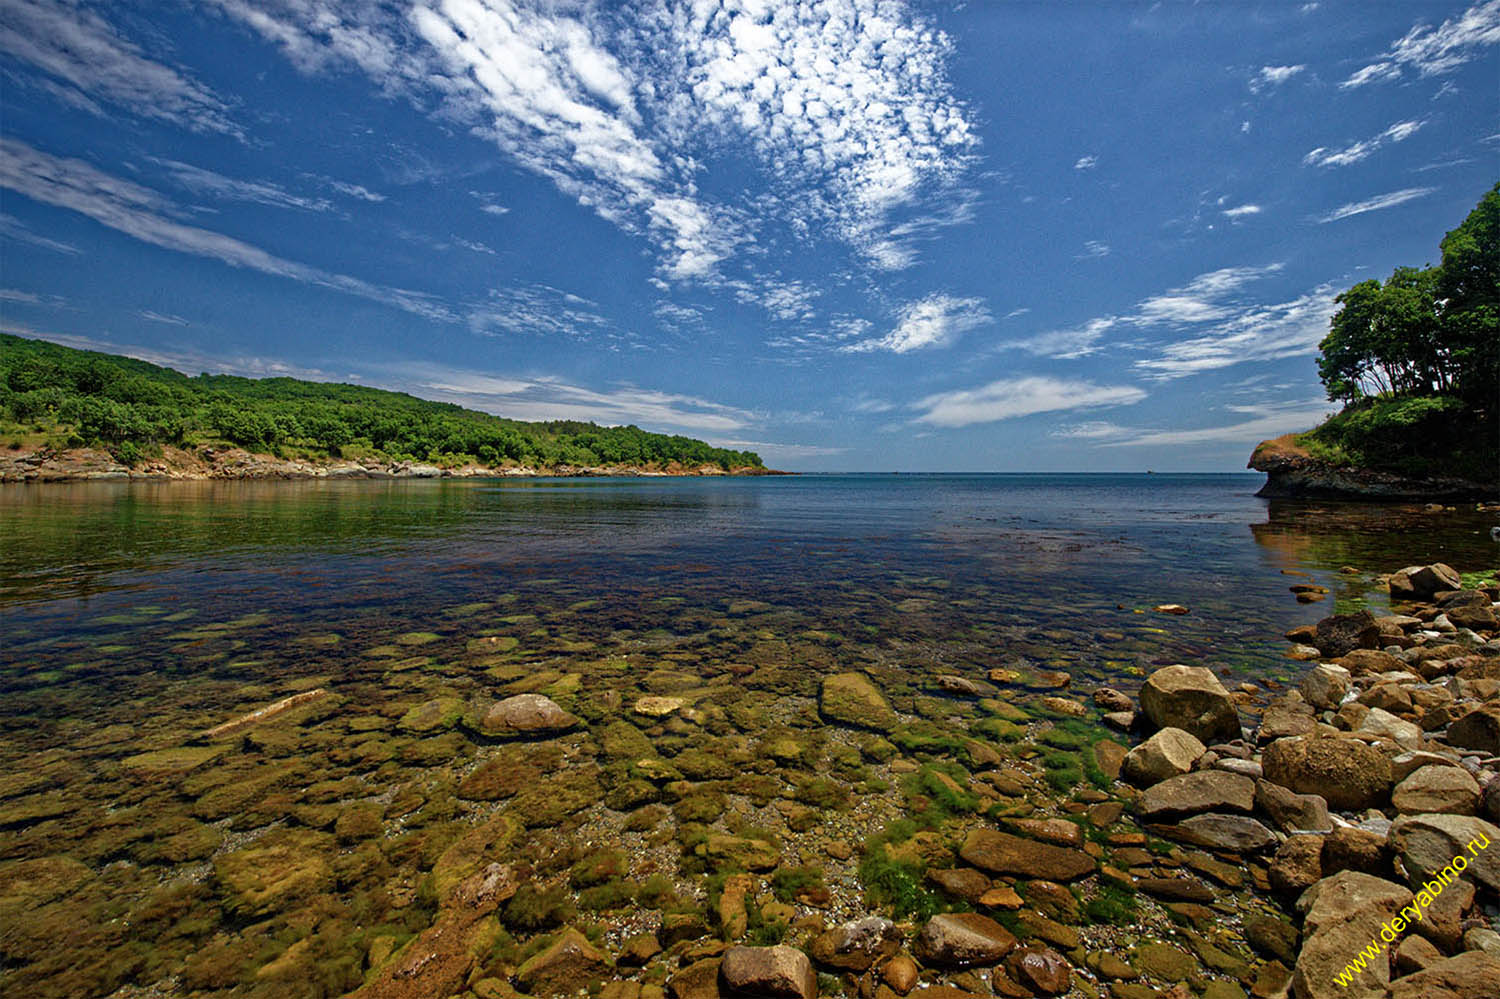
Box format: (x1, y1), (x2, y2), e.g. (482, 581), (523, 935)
(0, 444), (785, 483)
(1249, 434), (1498, 502)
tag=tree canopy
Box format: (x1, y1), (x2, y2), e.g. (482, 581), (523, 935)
(0, 334), (764, 471)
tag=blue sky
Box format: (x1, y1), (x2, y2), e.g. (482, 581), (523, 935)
(0, 1), (1495, 471)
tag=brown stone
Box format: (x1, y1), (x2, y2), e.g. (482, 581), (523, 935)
(515, 928), (612, 997)
(1005, 817), (1085, 848)
(1392, 765), (1481, 815)
(1388, 564), (1462, 601)
(914, 913), (1017, 967)
(926, 868), (991, 904)
(719, 946), (817, 999)
(1268, 835), (1324, 897)
(1254, 779), (1332, 833)
(1139, 665), (1241, 742)
(881, 956), (918, 995)
(1135, 771), (1255, 820)
(1313, 610), (1381, 657)
(1385, 951), (1500, 999)
(806, 918), (899, 973)
(1163, 813), (1276, 852)
(959, 829), (1095, 882)
(1122, 727), (1206, 787)
(1003, 946), (1072, 996)
(1448, 706), (1500, 756)
(1261, 736), (1393, 810)
(1320, 826), (1386, 878)
(479, 694), (578, 737)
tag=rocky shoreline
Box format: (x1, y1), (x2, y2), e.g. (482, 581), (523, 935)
(1248, 435), (1497, 502)
(0, 444), (783, 483)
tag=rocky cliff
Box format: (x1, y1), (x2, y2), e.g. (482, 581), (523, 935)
(1248, 434), (1497, 501)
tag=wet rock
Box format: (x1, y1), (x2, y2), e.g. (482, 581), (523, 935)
(1004, 946), (1072, 995)
(1392, 766), (1481, 815)
(669, 958), (725, 999)
(1136, 771), (1255, 820)
(927, 868), (992, 904)
(719, 945), (816, 999)
(1122, 727), (1206, 786)
(1448, 705), (1500, 756)
(1037, 695), (1086, 717)
(1387, 814), (1500, 890)
(1300, 664), (1352, 711)
(1165, 813), (1276, 852)
(958, 828), (1095, 881)
(1243, 911), (1299, 964)
(1262, 736), (1393, 810)
(214, 828), (333, 918)
(806, 917), (900, 972)
(1139, 666), (1241, 743)
(1006, 817), (1085, 848)
(936, 675), (990, 697)
(1255, 780), (1332, 833)
(634, 696), (687, 718)
(1313, 610), (1381, 658)
(515, 927), (611, 997)
(914, 912), (1018, 967)
(1388, 563), (1462, 601)
(399, 696), (467, 734)
(1447, 602), (1498, 631)
(819, 673), (896, 732)
(1394, 933), (1442, 975)
(1094, 687), (1133, 712)
(881, 955), (918, 994)
(478, 694), (578, 737)
(1338, 649), (1407, 676)
(1384, 951), (1500, 999)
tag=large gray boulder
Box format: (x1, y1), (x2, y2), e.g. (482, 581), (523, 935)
(1139, 665), (1241, 742)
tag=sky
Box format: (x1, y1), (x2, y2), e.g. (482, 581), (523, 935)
(0, 1), (1496, 472)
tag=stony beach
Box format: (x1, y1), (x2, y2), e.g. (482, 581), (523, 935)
(4, 536), (1500, 999)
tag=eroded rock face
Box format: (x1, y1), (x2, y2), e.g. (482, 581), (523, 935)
(719, 945), (817, 999)
(818, 673), (896, 732)
(1292, 871), (1415, 999)
(914, 912), (1018, 967)
(1139, 666), (1241, 743)
(478, 694), (578, 737)
(1262, 736), (1393, 811)
(1122, 727), (1206, 786)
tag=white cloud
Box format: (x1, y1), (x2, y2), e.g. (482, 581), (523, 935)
(152, 159), (334, 212)
(1222, 203), (1262, 219)
(325, 179), (386, 203)
(1001, 317), (1117, 360)
(1248, 64), (1305, 94)
(1342, 1), (1500, 87)
(0, 212), (80, 254)
(706, 438), (846, 462)
(913, 376), (1146, 428)
(1103, 401), (1335, 448)
(0, 138), (454, 323)
(0, 289), (41, 305)
(0, 0), (238, 135)
(1077, 240), (1110, 259)
(1133, 284), (1339, 379)
(466, 284), (610, 339)
(846, 294), (990, 354)
(1303, 119), (1426, 168)
(1074, 155), (1098, 170)
(1050, 420), (1130, 440)
(730, 278), (818, 321)
(137, 310), (189, 326)
(1316, 187), (1436, 223)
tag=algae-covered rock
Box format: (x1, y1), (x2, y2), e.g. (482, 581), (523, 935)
(430, 814), (522, 901)
(399, 696), (468, 734)
(214, 828), (334, 917)
(819, 673), (897, 732)
(121, 745), (226, 777)
(515, 927), (611, 996)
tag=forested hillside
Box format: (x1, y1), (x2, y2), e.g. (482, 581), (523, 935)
(0, 335), (763, 472)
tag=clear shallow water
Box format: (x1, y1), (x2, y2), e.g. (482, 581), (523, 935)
(0, 473), (1496, 997)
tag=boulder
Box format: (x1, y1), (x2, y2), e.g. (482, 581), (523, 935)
(926, 868), (991, 904)
(719, 946), (817, 999)
(515, 928), (612, 996)
(1357, 707), (1422, 750)
(1300, 664), (1352, 710)
(1447, 602), (1498, 631)
(959, 829), (1095, 882)
(1262, 736), (1393, 810)
(1122, 727), (1205, 786)
(914, 912), (1017, 967)
(1385, 951), (1500, 999)
(819, 673), (896, 732)
(1313, 610), (1381, 658)
(1255, 780), (1332, 833)
(1139, 665), (1241, 742)
(1392, 766), (1481, 816)
(1166, 813), (1276, 852)
(1292, 871), (1414, 999)
(1135, 771), (1256, 820)
(1447, 705), (1500, 756)
(478, 694), (577, 737)
(1321, 827), (1387, 878)
(1387, 814), (1500, 891)
(1388, 563), (1462, 601)
(881, 956), (918, 995)
(1269, 835), (1324, 897)
(1258, 702), (1319, 743)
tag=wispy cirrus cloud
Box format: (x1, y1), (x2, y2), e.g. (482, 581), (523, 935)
(1074, 155), (1098, 171)
(0, 211), (81, 254)
(1222, 203), (1262, 219)
(1101, 401), (1335, 448)
(466, 285), (611, 340)
(912, 376), (1146, 428)
(151, 159), (334, 213)
(846, 294), (991, 354)
(1248, 64), (1305, 93)
(1133, 284), (1339, 379)
(0, 0), (238, 135)
(1316, 187), (1436, 223)
(0, 138), (453, 323)
(137, 310), (189, 326)
(1303, 120), (1426, 168)
(1341, 0), (1500, 88)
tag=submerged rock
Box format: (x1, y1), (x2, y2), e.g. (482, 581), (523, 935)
(719, 945), (816, 999)
(958, 828), (1095, 881)
(915, 912), (1018, 966)
(477, 694), (578, 737)
(515, 927), (611, 996)
(818, 673), (897, 732)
